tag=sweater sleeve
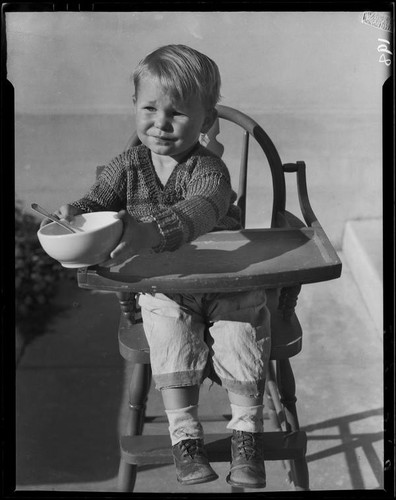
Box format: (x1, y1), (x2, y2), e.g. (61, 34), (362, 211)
(150, 156), (234, 252)
(70, 152), (128, 213)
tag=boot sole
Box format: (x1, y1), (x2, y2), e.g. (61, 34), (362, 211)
(226, 474), (266, 489)
(177, 472), (219, 485)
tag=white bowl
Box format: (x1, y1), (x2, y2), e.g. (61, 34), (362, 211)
(37, 211), (123, 268)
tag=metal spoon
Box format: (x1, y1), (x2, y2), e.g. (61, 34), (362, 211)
(31, 203), (78, 234)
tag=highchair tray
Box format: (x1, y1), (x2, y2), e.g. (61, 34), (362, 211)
(77, 226), (342, 293)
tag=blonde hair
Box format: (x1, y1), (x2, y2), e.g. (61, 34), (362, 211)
(133, 44), (221, 110)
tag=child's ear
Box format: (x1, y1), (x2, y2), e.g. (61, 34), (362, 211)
(201, 108), (218, 134)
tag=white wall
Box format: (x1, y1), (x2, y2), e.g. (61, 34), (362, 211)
(8, 11), (390, 247)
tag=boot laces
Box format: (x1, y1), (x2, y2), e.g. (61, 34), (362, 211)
(179, 439), (204, 459)
(235, 431), (263, 460)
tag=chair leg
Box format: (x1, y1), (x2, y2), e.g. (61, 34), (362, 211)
(276, 359), (310, 491)
(266, 361), (287, 432)
(265, 362), (293, 485)
(117, 459), (137, 493)
(126, 363), (152, 435)
(118, 362), (152, 492)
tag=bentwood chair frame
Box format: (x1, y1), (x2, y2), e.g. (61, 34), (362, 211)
(77, 104), (342, 492)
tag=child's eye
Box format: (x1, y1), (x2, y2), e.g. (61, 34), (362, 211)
(144, 106), (156, 112)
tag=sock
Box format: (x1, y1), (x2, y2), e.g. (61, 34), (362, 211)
(226, 403), (264, 433)
(165, 405), (204, 446)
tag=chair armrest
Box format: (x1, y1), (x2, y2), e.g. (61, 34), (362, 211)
(283, 161), (319, 228)
(285, 161), (341, 273)
(276, 161), (319, 318)
(296, 161), (319, 227)
(276, 210), (306, 229)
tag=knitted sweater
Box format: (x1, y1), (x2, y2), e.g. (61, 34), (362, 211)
(71, 143), (241, 252)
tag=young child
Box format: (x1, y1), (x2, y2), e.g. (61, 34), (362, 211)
(44, 44), (271, 488)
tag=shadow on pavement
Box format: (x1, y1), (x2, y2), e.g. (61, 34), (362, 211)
(16, 278), (124, 485)
(303, 408), (383, 489)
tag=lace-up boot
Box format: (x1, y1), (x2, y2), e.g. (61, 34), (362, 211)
(226, 430), (266, 488)
(172, 438), (218, 485)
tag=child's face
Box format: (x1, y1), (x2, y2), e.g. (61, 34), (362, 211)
(134, 76), (215, 161)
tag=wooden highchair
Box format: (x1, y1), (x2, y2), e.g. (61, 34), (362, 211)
(77, 105), (342, 492)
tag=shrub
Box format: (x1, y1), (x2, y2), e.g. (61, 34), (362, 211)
(15, 201), (71, 337)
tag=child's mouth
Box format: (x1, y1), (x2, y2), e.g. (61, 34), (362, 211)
(153, 136), (175, 143)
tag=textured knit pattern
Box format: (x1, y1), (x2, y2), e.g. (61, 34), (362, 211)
(71, 143), (241, 252)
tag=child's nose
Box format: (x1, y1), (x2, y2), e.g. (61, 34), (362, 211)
(154, 111), (170, 130)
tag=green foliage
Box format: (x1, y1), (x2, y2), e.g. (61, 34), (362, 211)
(15, 201), (69, 324)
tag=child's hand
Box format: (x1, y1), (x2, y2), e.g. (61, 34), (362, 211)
(39, 204), (83, 228)
(100, 210), (161, 267)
